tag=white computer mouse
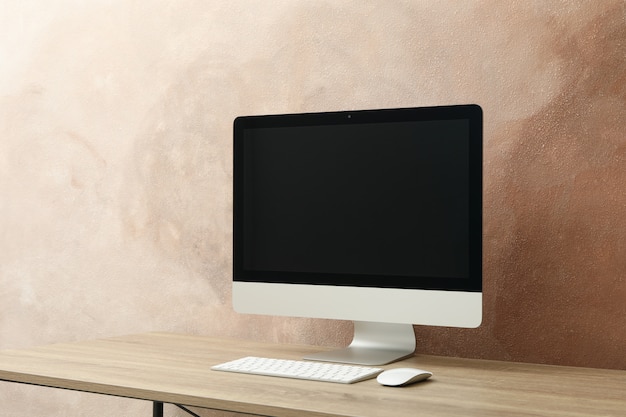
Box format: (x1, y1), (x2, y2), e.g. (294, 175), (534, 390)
(376, 368), (433, 387)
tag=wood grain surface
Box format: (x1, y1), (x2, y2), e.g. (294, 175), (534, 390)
(1, 332), (625, 417)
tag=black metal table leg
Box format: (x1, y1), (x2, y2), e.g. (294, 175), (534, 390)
(153, 401), (164, 417)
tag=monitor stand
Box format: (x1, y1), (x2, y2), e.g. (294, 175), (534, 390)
(304, 321), (416, 366)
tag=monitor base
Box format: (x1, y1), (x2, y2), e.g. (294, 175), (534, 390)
(304, 321), (416, 366)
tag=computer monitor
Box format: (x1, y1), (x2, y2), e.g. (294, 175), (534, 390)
(232, 104), (482, 365)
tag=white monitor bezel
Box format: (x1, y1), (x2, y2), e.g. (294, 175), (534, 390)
(233, 281), (482, 328)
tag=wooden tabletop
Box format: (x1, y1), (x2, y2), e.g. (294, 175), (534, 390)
(0, 332), (625, 417)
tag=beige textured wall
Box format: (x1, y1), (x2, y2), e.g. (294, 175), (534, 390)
(1, 1), (625, 416)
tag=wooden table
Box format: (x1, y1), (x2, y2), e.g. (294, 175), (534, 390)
(0, 332), (625, 417)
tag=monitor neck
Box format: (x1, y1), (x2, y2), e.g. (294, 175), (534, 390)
(304, 321), (416, 366)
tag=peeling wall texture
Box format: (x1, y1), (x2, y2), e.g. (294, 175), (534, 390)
(1, 1), (625, 416)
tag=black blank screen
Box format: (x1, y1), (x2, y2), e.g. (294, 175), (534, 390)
(238, 116), (475, 290)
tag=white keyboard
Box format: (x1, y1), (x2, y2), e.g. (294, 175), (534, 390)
(212, 356), (384, 384)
